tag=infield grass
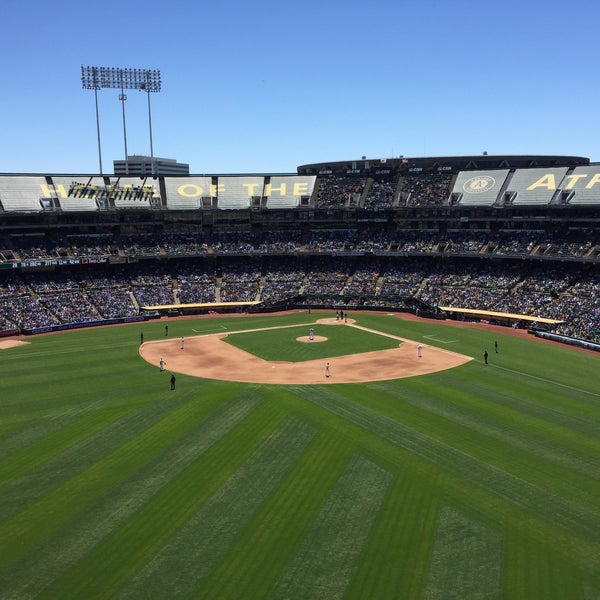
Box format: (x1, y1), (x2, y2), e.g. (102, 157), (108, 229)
(224, 322), (401, 361)
(0, 311), (598, 599)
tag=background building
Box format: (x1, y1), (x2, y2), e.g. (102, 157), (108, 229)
(113, 155), (189, 176)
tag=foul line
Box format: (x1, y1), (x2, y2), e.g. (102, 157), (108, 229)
(423, 334), (459, 344)
(491, 363), (600, 399)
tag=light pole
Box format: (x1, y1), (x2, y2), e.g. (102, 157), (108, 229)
(81, 66), (103, 174)
(140, 69), (162, 175)
(118, 69), (129, 173)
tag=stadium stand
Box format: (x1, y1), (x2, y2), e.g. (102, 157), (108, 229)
(0, 176), (47, 212)
(400, 172), (452, 206)
(164, 176), (213, 210)
(1, 153), (600, 350)
(111, 177), (158, 209)
(506, 167), (568, 205)
(314, 175), (366, 208)
(265, 176), (316, 209)
(451, 170), (509, 206)
(217, 176), (263, 209)
(51, 177), (102, 211)
(561, 165), (600, 205)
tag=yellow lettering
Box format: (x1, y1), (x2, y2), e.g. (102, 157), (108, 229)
(243, 183), (260, 196)
(54, 185), (68, 198)
(177, 184), (204, 198)
(293, 182), (308, 196)
(39, 185), (53, 198)
(585, 174), (600, 189)
(265, 183), (286, 196)
(210, 183), (223, 196)
(40, 184), (65, 198)
(563, 174), (587, 189)
(527, 175), (555, 190)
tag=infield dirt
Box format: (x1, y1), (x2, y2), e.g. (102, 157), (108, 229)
(139, 317), (472, 384)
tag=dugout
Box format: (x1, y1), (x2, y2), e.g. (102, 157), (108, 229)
(140, 300), (260, 316)
(438, 307), (564, 330)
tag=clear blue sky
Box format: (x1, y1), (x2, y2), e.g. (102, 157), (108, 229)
(1, 0), (599, 174)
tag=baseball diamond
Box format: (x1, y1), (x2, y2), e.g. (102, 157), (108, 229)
(139, 318), (472, 383)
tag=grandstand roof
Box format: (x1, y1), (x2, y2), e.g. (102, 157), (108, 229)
(297, 154), (588, 175)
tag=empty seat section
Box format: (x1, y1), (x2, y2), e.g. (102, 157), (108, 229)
(165, 176), (213, 209)
(265, 176), (316, 208)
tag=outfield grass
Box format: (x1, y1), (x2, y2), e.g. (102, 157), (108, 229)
(0, 311), (598, 599)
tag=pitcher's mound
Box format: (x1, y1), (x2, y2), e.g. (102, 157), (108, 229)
(297, 335), (328, 343)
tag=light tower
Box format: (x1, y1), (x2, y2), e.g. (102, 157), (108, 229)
(81, 65), (162, 175)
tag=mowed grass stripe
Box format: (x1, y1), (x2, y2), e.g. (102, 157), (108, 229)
(269, 453), (392, 600)
(381, 376), (600, 479)
(360, 381), (600, 503)
(0, 389), (195, 523)
(0, 391), (263, 600)
(117, 416), (316, 599)
(502, 519), (584, 600)
(584, 585), (600, 599)
(347, 472), (442, 599)
(0, 404), (105, 458)
(0, 383), (244, 570)
(0, 405), (135, 487)
(445, 367), (600, 439)
(196, 419), (354, 599)
(332, 381), (600, 516)
(295, 386), (600, 543)
(39, 394), (288, 599)
(423, 505), (502, 599)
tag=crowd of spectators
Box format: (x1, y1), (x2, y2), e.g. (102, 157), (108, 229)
(1, 250), (600, 344)
(261, 257), (305, 302)
(440, 232), (486, 254)
(314, 176), (366, 208)
(399, 173), (452, 207)
(130, 266), (174, 307)
(122, 234), (162, 258)
(176, 264), (217, 304)
(362, 176), (398, 210)
(302, 257), (349, 296)
(2, 227), (598, 263)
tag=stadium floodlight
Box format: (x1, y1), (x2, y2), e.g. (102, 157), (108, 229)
(81, 66), (162, 175)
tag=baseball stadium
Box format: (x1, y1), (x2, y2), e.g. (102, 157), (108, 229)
(1, 153), (600, 598)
